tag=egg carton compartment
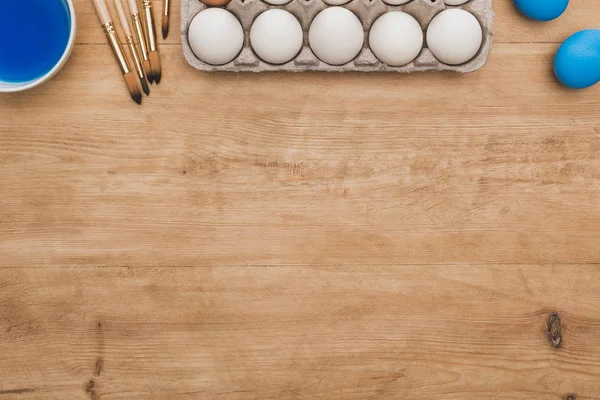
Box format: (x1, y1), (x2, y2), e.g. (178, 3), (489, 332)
(181, 0), (494, 72)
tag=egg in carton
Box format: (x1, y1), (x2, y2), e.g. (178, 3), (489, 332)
(181, 0), (494, 72)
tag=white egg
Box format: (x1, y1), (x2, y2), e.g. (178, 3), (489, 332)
(369, 12), (423, 67)
(309, 7), (364, 66)
(262, 0), (292, 5)
(323, 0), (352, 5)
(443, 0), (470, 5)
(382, 0), (411, 5)
(250, 10), (303, 65)
(188, 9), (244, 66)
(426, 9), (483, 65)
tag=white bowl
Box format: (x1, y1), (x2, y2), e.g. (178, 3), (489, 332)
(0, 0), (76, 93)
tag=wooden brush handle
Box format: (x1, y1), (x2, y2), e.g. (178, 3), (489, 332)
(127, 0), (139, 14)
(114, 0), (132, 37)
(93, 0), (131, 75)
(141, 0), (158, 52)
(92, 0), (113, 25)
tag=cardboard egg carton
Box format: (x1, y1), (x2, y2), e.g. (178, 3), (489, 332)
(181, 0), (494, 72)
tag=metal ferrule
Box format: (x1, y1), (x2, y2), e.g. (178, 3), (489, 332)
(142, 0), (158, 52)
(164, 0), (170, 17)
(102, 22), (131, 75)
(126, 35), (145, 79)
(132, 13), (149, 60)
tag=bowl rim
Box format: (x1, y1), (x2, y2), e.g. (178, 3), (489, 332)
(0, 0), (77, 93)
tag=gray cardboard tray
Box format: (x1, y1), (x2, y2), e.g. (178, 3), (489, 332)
(181, 0), (494, 72)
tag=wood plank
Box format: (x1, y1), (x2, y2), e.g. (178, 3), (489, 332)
(0, 265), (599, 399)
(0, 1), (599, 399)
(1, 44), (599, 268)
(72, 0), (600, 45)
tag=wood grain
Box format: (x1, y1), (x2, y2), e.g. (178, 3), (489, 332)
(0, 0), (600, 398)
(1, 265), (600, 400)
(1, 43), (599, 268)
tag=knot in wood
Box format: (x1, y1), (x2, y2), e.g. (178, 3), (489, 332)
(547, 312), (562, 348)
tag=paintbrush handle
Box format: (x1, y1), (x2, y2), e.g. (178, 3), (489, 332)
(163, 0), (170, 17)
(114, 0), (132, 37)
(92, 0), (113, 25)
(141, 0), (158, 52)
(92, 0), (132, 75)
(115, 0), (145, 79)
(127, 0), (139, 13)
(104, 23), (132, 75)
(132, 12), (149, 60)
(127, 36), (145, 79)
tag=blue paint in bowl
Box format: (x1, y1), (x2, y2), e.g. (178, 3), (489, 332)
(0, 0), (74, 88)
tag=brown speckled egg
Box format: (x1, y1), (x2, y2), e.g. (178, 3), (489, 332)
(199, 0), (231, 6)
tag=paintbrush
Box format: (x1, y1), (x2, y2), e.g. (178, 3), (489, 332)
(92, 0), (142, 105)
(114, 0), (150, 95)
(162, 0), (170, 39)
(127, 0), (153, 83)
(141, 0), (162, 84)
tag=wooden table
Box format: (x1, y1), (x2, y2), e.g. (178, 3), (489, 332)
(1, 1), (599, 398)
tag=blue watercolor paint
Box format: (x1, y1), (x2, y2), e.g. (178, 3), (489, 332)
(0, 0), (71, 83)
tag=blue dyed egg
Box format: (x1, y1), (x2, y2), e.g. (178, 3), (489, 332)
(514, 0), (569, 21)
(554, 30), (600, 89)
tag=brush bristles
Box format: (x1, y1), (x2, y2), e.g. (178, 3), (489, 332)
(162, 15), (170, 39)
(124, 72), (142, 105)
(140, 77), (150, 96)
(143, 59), (154, 84)
(149, 51), (162, 84)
